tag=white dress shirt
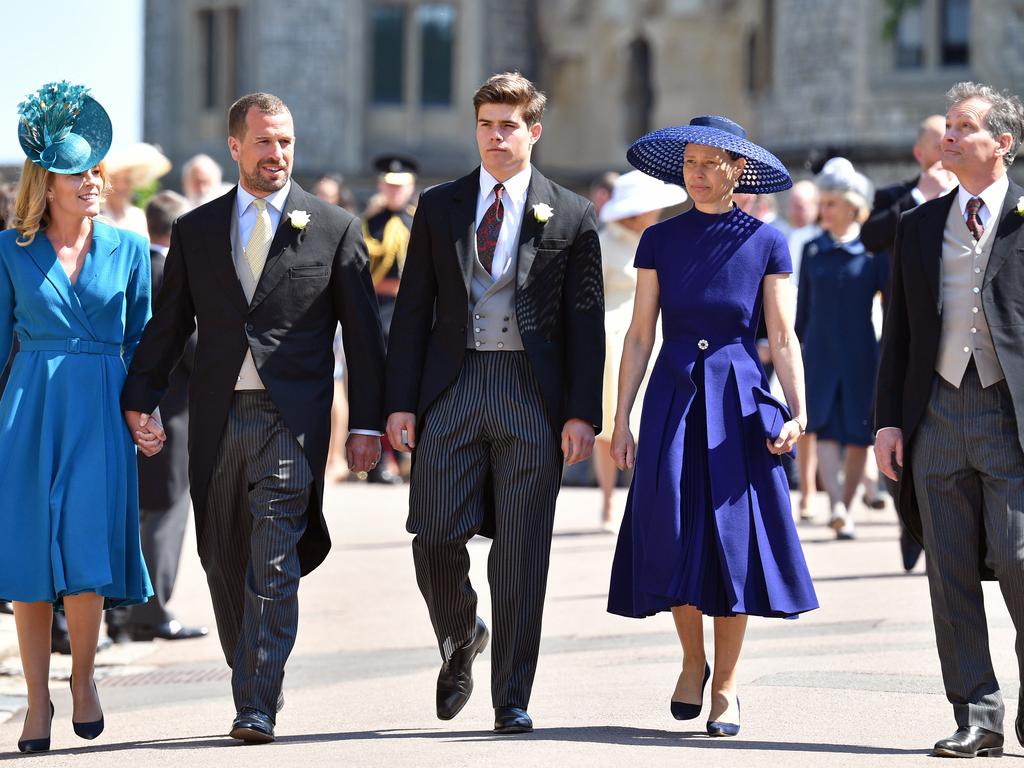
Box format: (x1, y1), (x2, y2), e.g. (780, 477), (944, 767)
(476, 166), (531, 281)
(956, 173), (1009, 233)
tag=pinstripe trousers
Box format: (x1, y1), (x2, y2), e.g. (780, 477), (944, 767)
(912, 362), (1024, 733)
(409, 351), (562, 709)
(202, 391), (312, 719)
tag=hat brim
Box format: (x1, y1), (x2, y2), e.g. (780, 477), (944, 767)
(627, 125), (792, 194)
(599, 186), (688, 223)
(104, 143), (172, 187)
(18, 95), (112, 175)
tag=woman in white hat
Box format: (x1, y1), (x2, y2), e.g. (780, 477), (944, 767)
(100, 142), (171, 239)
(594, 171), (686, 530)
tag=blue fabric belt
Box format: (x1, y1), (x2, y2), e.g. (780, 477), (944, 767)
(19, 338), (122, 356)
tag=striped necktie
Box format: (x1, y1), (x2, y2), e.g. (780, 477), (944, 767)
(245, 198), (273, 280)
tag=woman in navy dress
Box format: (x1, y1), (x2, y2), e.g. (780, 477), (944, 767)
(0, 83), (153, 753)
(795, 159), (886, 540)
(608, 117), (817, 737)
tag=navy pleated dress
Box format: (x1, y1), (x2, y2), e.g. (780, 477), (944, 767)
(0, 221), (153, 609)
(608, 206), (818, 619)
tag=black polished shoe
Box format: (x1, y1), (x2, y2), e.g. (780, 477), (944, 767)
(900, 527), (923, 573)
(494, 707), (533, 734)
(69, 676), (104, 740)
(671, 662), (711, 720)
(129, 620), (209, 641)
(706, 698), (741, 737)
(436, 618), (489, 720)
(932, 726), (1003, 758)
(229, 707), (275, 743)
(17, 701), (53, 753)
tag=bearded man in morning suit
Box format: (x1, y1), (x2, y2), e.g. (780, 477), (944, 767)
(385, 72), (604, 734)
(875, 82), (1024, 759)
(122, 93), (385, 743)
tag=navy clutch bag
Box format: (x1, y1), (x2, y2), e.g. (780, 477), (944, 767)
(752, 387), (796, 458)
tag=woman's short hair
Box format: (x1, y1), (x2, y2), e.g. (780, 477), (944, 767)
(472, 72), (547, 126)
(13, 160), (110, 246)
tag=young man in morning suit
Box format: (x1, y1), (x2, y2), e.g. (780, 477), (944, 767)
(122, 93), (385, 743)
(385, 72), (604, 734)
(875, 82), (1024, 759)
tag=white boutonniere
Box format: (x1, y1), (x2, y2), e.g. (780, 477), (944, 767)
(532, 203), (554, 224)
(288, 210), (311, 230)
(1016, 196), (1024, 217)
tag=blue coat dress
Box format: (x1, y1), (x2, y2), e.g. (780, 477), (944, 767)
(0, 220), (153, 608)
(795, 233), (888, 446)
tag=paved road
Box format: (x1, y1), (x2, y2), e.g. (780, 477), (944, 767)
(0, 484), (1019, 766)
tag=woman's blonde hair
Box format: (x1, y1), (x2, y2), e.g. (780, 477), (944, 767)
(13, 160), (109, 245)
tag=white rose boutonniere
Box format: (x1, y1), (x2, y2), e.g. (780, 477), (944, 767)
(1016, 196), (1024, 217)
(532, 203), (554, 224)
(288, 210), (311, 230)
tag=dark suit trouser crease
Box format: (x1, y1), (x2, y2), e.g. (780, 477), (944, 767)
(202, 391), (312, 718)
(127, 491), (191, 626)
(912, 362), (1024, 733)
(408, 351), (561, 709)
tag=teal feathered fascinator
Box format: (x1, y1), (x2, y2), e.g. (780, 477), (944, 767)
(17, 81), (112, 174)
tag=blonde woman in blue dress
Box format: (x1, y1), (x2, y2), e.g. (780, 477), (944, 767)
(0, 83), (153, 753)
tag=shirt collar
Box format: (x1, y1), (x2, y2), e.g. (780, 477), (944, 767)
(957, 174), (1009, 219)
(236, 179), (292, 217)
(479, 165), (532, 204)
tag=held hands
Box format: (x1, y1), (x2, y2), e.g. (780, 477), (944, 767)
(874, 427), (904, 482)
(562, 418), (595, 465)
(124, 409), (166, 457)
(346, 434), (383, 473)
(610, 423), (635, 471)
(386, 412), (417, 453)
(767, 419), (804, 456)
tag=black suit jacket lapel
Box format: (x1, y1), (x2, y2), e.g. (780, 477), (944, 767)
(983, 180), (1024, 289)
(250, 182), (308, 310)
(918, 190), (956, 311)
(450, 169), (480, 295)
(208, 189), (248, 315)
(516, 168), (550, 290)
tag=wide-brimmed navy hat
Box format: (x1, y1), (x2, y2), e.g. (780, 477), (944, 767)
(627, 115), (792, 194)
(17, 81), (112, 175)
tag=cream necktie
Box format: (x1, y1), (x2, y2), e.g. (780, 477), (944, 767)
(245, 198), (272, 280)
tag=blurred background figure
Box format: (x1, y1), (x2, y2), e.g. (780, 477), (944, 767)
(796, 158), (885, 540)
(594, 170), (686, 531)
(312, 173), (357, 212)
(181, 153), (228, 207)
(101, 142), (172, 238)
(363, 154), (418, 484)
(588, 171), (620, 222)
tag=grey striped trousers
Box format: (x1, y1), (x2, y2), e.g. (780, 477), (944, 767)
(408, 351), (562, 709)
(202, 391), (312, 719)
(912, 362), (1024, 733)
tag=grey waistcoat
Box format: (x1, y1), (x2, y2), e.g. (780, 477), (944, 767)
(465, 258), (524, 351)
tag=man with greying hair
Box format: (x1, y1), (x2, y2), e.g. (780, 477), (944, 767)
(875, 82), (1024, 758)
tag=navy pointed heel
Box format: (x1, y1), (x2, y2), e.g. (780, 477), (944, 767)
(706, 697), (741, 737)
(69, 676), (104, 740)
(17, 701), (54, 753)
(670, 662), (711, 721)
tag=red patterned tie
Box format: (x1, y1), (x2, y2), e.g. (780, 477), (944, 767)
(966, 197), (984, 241)
(476, 183), (505, 275)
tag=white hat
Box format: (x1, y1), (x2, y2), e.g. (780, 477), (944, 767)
(599, 170), (687, 223)
(103, 142), (172, 188)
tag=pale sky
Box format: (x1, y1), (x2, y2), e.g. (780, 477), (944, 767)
(1, 0), (144, 165)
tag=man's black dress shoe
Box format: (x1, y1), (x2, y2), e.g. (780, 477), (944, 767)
(129, 620), (209, 641)
(494, 707), (533, 734)
(17, 701), (53, 753)
(900, 527), (923, 573)
(932, 726), (1003, 758)
(229, 707), (275, 743)
(436, 617), (489, 720)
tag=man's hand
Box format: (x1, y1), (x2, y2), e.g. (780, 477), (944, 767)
(874, 427), (904, 482)
(561, 418), (595, 465)
(916, 161), (955, 200)
(346, 434), (382, 473)
(386, 412), (417, 453)
(124, 410), (166, 457)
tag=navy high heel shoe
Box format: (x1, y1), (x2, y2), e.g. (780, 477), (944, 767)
(670, 662), (711, 721)
(69, 676), (104, 740)
(17, 701), (54, 753)
(706, 697), (741, 737)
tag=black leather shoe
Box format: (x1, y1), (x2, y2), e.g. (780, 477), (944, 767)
(706, 698), (740, 737)
(17, 701), (53, 753)
(932, 726), (1003, 758)
(900, 527), (923, 573)
(436, 618), (489, 720)
(129, 620), (209, 641)
(69, 676), (104, 740)
(671, 662), (711, 720)
(229, 707), (275, 743)
(494, 707), (533, 734)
